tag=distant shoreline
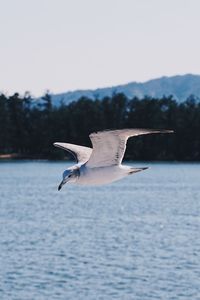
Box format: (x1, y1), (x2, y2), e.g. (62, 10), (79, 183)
(0, 154), (47, 160)
(0, 154), (200, 163)
(0, 153), (71, 161)
(0, 154), (19, 159)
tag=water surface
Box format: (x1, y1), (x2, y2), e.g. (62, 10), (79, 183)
(0, 162), (200, 299)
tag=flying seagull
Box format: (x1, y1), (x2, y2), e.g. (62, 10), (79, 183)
(54, 128), (173, 190)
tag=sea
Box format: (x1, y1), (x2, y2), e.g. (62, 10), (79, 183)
(0, 161), (200, 300)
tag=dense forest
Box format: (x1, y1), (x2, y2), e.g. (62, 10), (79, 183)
(0, 92), (199, 161)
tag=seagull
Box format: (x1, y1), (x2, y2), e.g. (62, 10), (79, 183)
(54, 128), (173, 190)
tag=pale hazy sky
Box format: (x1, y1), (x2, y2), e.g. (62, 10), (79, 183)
(1, 0), (200, 96)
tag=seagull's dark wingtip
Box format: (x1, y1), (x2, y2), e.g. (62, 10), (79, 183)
(142, 167), (149, 170)
(160, 129), (174, 134)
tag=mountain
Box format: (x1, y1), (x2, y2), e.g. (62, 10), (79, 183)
(49, 74), (200, 105)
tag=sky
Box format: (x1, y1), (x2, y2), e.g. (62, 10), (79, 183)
(1, 0), (200, 96)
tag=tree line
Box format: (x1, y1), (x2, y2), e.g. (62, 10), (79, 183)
(0, 92), (199, 161)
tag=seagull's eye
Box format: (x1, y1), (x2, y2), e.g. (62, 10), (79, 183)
(68, 174), (72, 178)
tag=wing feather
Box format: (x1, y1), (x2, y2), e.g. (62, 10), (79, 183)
(53, 142), (92, 164)
(86, 128), (173, 167)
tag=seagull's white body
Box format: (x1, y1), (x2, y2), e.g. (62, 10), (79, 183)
(54, 128), (173, 189)
(78, 165), (132, 186)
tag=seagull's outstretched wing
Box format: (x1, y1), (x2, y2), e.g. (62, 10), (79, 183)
(86, 128), (173, 167)
(53, 142), (92, 164)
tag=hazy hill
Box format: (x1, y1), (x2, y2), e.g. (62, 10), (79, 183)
(49, 74), (200, 105)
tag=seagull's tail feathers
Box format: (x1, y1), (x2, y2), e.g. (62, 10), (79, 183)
(129, 167), (149, 175)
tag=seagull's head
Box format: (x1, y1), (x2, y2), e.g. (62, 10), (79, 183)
(58, 168), (79, 191)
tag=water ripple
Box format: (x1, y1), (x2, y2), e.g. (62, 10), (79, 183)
(0, 161), (200, 299)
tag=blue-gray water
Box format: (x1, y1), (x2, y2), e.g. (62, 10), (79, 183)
(0, 161), (200, 300)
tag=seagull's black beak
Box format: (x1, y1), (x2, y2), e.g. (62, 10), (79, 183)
(58, 180), (64, 191)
